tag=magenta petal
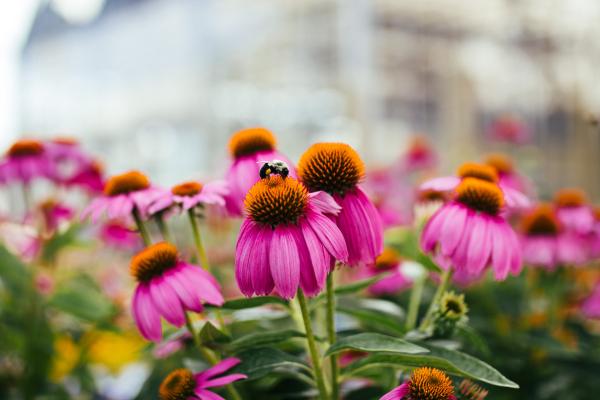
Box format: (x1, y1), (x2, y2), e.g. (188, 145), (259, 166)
(291, 228), (322, 297)
(420, 206), (446, 252)
(131, 284), (162, 342)
(197, 357), (242, 380)
(306, 210), (348, 263)
(450, 210), (476, 274)
(506, 227), (522, 275)
(381, 382), (410, 400)
(465, 215), (491, 276)
(184, 267), (224, 306)
(439, 204), (468, 256)
(502, 186), (530, 209)
(300, 219), (329, 289)
(203, 374), (247, 389)
(420, 176), (460, 192)
(308, 191), (342, 215)
(491, 222), (511, 280)
(194, 389), (226, 400)
(235, 219), (261, 296)
(148, 276), (186, 327)
(165, 267), (203, 312)
(269, 226), (300, 299)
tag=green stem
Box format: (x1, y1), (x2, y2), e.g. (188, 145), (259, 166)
(326, 274), (339, 400)
(21, 183), (31, 217)
(154, 213), (173, 243)
(297, 289), (329, 400)
(185, 313), (242, 400)
(406, 275), (425, 331)
(419, 268), (452, 332)
(186, 208), (228, 334)
(187, 209), (209, 270)
(132, 207), (152, 246)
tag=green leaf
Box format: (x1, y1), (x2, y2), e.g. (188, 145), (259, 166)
(48, 274), (115, 322)
(231, 347), (311, 380)
(40, 224), (82, 263)
(337, 299), (405, 335)
(342, 343), (519, 388)
(335, 276), (385, 296)
(325, 333), (428, 357)
(198, 321), (231, 348)
(230, 329), (305, 352)
(0, 244), (32, 295)
(215, 296), (288, 310)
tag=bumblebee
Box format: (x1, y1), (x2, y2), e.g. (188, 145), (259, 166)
(259, 160), (290, 179)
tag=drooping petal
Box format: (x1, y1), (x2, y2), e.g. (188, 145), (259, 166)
(131, 284), (162, 342)
(165, 266), (204, 312)
(380, 382), (410, 400)
(439, 203), (468, 256)
(501, 186), (531, 209)
(465, 215), (491, 276)
(291, 228), (322, 296)
(196, 357), (242, 380)
(107, 195), (133, 219)
(202, 374), (247, 389)
(269, 226), (300, 299)
(300, 219), (330, 288)
(148, 276), (186, 327)
(420, 206), (446, 252)
(184, 266), (224, 306)
(305, 209), (348, 263)
(235, 219), (262, 296)
(309, 191), (342, 216)
(194, 389), (226, 400)
(491, 222), (511, 280)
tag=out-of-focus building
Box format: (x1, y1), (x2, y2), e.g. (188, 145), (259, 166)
(18, 0), (600, 198)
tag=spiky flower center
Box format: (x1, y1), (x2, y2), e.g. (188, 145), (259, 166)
(440, 291), (468, 320)
(229, 127), (276, 158)
(375, 248), (399, 270)
(159, 369), (196, 400)
(7, 139), (44, 158)
(171, 181), (203, 197)
(245, 176), (308, 227)
(521, 204), (560, 235)
(554, 188), (586, 208)
(130, 242), (179, 282)
(103, 171), (150, 196)
(409, 367), (455, 400)
(457, 162), (498, 183)
(455, 178), (503, 215)
(485, 153), (513, 174)
(298, 142), (365, 195)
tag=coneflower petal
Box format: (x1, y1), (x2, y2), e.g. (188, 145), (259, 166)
(466, 216), (491, 276)
(269, 227), (300, 299)
(132, 284), (162, 342)
(293, 229), (321, 296)
(439, 204), (468, 256)
(491, 222), (511, 280)
(300, 219), (330, 288)
(149, 276), (186, 327)
(165, 267), (203, 313)
(185, 267), (224, 306)
(306, 210), (348, 263)
(308, 191), (342, 216)
(420, 176), (460, 192)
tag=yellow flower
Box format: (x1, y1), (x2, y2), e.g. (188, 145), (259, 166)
(85, 331), (144, 373)
(50, 335), (80, 382)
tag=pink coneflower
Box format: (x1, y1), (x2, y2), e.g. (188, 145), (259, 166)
(582, 281), (600, 319)
(235, 175), (348, 299)
(130, 242), (224, 341)
(81, 170), (162, 222)
(487, 114), (530, 144)
(148, 180), (228, 215)
(414, 189), (449, 227)
(421, 178), (522, 281)
(554, 189), (594, 235)
(0, 221), (40, 262)
(520, 204), (587, 269)
(45, 137), (91, 181)
(484, 153), (531, 195)
(360, 248), (412, 295)
(100, 220), (141, 250)
(298, 143), (383, 267)
(401, 135), (437, 172)
(64, 159), (104, 194)
(420, 162), (530, 210)
(39, 199), (73, 233)
(0, 139), (55, 184)
(159, 359), (246, 400)
(224, 128), (296, 216)
(381, 367), (456, 400)
(363, 167), (414, 228)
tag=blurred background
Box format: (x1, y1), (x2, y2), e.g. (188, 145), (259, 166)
(2, 0), (600, 196)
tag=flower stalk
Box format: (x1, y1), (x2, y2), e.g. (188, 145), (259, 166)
(326, 273), (339, 399)
(132, 207), (152, 246)
(419, 268), (452, 332)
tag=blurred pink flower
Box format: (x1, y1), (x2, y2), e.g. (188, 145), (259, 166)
(40, 199), (74, 232)
(130, 242), (224, 342)
(358, 248), (412, 295)
(582, 282), (600, 319)
(81, 171), (162, 222)
(554, 189), (595, 235)
(421, 178), (522, 281)
(236, 176), (348, 299)
(0, 139), (55, 184)
(421, 162), (530, 210)
(148, 180), (228, 216)
(224, 127), (296, 216)
(159, 358), (246, 400)
(484, 153), (532, 195)
(0, 221), (40, 262)
(64, 159), (105, 194)
(100, 221), (141, 250)
(487, 114), (531, 144)
(153, 331), (192, 359)
(363, 167), (414, 228)
(400, 135), (437, 173)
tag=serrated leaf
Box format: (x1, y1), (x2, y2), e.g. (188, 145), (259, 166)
(198, 321), (231, 347)
(325, 333), (428, 357)
(342, 343), (519, 388)
(231, 347), (311, 380)
(215, 296), (289, 310)
(48, 274), (114, 322)
(230, 329), (305, 352)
